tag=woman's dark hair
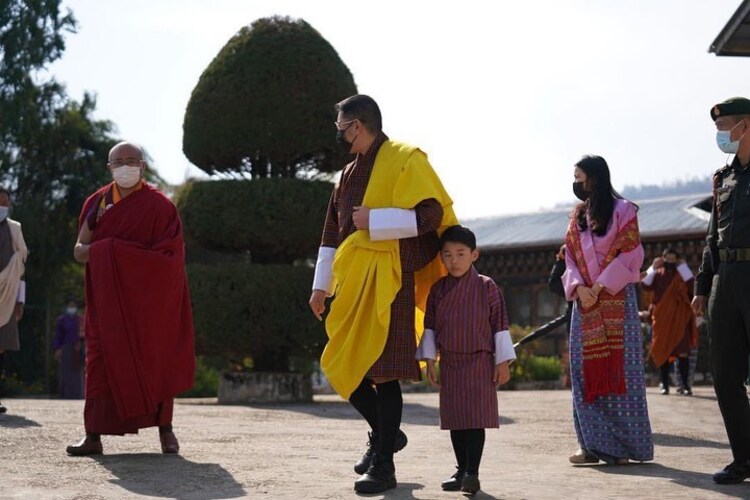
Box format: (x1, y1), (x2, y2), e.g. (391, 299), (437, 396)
(573, 155), (635, 236)
(439, 225), (477, 251)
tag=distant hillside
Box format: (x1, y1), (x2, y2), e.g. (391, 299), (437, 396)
(621, 176), (712, 200)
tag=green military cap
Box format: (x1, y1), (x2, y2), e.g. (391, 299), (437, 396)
(711, 97), (750, 121)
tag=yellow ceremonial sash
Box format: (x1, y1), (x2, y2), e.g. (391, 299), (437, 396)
(321, 140), (458, 399)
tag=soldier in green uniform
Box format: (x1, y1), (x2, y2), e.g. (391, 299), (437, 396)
(693, 97), (750, 485)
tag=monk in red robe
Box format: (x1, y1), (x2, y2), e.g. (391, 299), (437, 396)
(66, 142), (195, 456)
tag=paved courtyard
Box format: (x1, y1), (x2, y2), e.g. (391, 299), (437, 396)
(0, 386), (748, 499)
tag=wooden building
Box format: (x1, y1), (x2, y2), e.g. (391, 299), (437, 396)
(467, 193), (711, 355)
(710, 0), (750, 56)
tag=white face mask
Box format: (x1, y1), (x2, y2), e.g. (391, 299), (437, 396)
(66, 307), (78, 315)
(716, 130), (739, 154)
(716, 120), (747, 154)
(0, 206), (9, 222)
(112, 166), (142, 188)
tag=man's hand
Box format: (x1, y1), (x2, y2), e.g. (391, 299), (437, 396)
(74, 243), (90, 263)
(652, 257), (665, 270)
(494, 361), (510, 387)
(309, 289), (327, 321)
(691, 295), (707, 317)
(14, 302), (23, 322)
(54, 348), (62, 362)
(352, 206), (370, 230)
(425, 359), (440, 387)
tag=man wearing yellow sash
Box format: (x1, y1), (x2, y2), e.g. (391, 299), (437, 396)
(309, 95), (456, 494)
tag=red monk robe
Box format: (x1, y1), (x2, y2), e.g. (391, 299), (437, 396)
(78, 182), (195, 434)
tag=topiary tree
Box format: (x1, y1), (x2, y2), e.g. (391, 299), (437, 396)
(187, 263), (325, 372)
(175, 178), (331, 263)
(183, 16), (357, 178)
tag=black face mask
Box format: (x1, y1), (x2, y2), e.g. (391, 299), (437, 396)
(336, 125), (355, 154)
(573, 181), (589, 201)
(663, 262), (677, 270)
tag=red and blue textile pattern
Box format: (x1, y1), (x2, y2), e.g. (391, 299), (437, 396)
(566, 216), (640, 402)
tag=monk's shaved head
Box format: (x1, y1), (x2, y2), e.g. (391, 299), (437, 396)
(108, 142), (144, 162)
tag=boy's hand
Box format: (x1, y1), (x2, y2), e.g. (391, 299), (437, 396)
(426, 359), (440, 388)
(493, 361), (510, 387)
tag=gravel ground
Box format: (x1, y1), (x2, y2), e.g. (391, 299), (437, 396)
(0, 386), (748, 499)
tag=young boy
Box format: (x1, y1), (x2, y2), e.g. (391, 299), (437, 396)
(416, 225), (516, 495)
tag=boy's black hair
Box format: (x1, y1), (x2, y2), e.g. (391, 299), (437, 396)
(439, 225), (477, 251)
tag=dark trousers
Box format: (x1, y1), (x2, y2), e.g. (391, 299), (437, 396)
(450, 429), (486, 476)
(349, 379), (403, 464)
(709, 262), (750, 462)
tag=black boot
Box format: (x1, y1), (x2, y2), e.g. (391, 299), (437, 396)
(461, 474), (481, 495)
(713, 460), (750, 484)
(354, 453), (397, 493)
(441, 467), (465, 491)
(353, 429), (407, 474)
(678, 357), (692, 395)
(659, 363), (671, 395)
(0, 401), (6, 414)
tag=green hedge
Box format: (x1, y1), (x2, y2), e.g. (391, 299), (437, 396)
(176, 178), (331, 263)
(187, 262), (326, 372)
(178, 356), (221, 398)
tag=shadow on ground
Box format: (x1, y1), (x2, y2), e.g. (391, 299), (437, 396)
(653, 433), (729, 450)
(594, 462), (749, 497)
(355, 481), (424, 499)
(353, 482), (502, 500)
(194, 400), (514, 427)
(178, 400), (515, 425)
(93, 454), (245, 499)
(0, 413), (41, 428)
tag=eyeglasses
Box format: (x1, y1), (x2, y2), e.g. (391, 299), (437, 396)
(109, 159), (143, 168)
(334, 119), (356, 131)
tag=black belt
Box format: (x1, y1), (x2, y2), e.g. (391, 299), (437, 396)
(719, 248), (750, 263)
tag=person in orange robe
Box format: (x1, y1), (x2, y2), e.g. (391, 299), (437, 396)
(66, 142), (195, 456)
(641, 248), (697, 396)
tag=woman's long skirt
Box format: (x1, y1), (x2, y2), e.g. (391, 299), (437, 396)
(570, 284), (654, 462)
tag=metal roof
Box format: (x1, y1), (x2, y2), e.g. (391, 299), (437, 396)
(464, 193), (711, 251)
(710, 0), (750, 56)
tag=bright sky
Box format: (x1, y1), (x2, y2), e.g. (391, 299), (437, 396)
(51, 0), (749, 219)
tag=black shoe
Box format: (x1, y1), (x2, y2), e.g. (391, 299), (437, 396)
(683, 387), (693, 396)
(441, 467), (465, 491)
(461, 474), (481, 495)
(353, 429), (408, 474)
(660, 387), (669, 395)
(713, 460), (750, 484)
(0, 401), (6, 414)
(354, 454), (397, 494)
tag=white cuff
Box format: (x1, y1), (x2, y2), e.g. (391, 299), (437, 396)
(312, 247), (336, 296)
(415, 328), (437, 360)
(369, 208), (418, 241)
(494, 330), (516, 364)
(677, 262), (693, 282)
(17, 280), (25, 304)
(641, 266), (656, 286)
